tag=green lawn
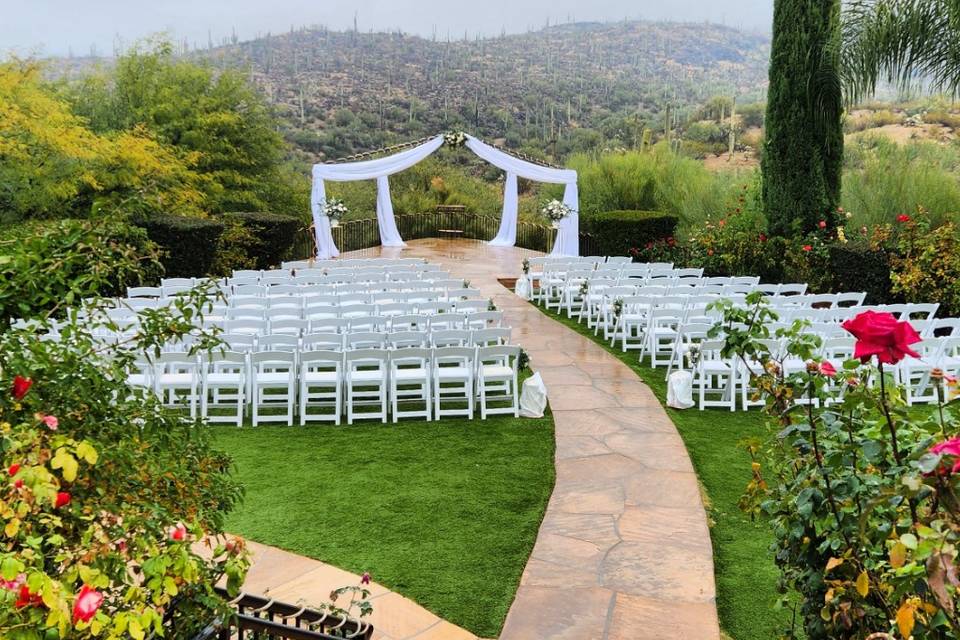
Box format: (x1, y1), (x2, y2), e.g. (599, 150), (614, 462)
(212, 411), (555, 639)
(534, 304), (791, 640)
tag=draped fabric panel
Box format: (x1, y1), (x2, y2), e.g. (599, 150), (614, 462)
(464, 135), (579, 256)
(310, 135), (445, 257)
(489, 172), (518, 246)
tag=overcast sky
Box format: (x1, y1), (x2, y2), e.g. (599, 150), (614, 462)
(2, 0), (773, 58)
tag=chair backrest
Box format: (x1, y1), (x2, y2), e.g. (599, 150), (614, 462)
(431, 329), (471, 348)
(223, 319), (268, 335)
(226, 308), (266, 321)
(389, 348), (431, 370)
(388, 331), (428, 349)
(428, 313), (467, 330)
(467, 311), (504, 329)
(230, 296), (268, 310)
(432, 346), (475, 369)
(204, 350), (247, 369)
(257, 335), (299, 352)
(346, 332), (387, 350)
(251, 351), (296, 370)
(269, 319), (309, 336)
(309, 318), (348, 334)
(777, 283), (808, 296)
(303, 332), (344, 351)
(128, 286), (162, 298)
(221, 333), (257, 352)
(348, 315), (387, 332)
(472, 328), (512, 347)
(299, 350), (342, 372)
(389, 314), (428, 332)
(345, 349), (388, 371)
(233, 284), (267, 297)
(477, 345), (520, 369)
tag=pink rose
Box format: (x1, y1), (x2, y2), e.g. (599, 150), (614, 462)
(40, 414), (58, 431)
(819, 361), (837, 377)
(72, 585), (103, 623)
(842, 311), (921, 365)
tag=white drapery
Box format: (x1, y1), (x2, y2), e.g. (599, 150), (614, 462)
(309, 133), (580, 258)
(464, 135), (579, 256)
(310, 135), (445, 258)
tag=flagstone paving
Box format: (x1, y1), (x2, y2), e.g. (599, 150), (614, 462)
(240, 239), (719, 640)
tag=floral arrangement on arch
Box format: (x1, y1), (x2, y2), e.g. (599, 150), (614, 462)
(320, 198), (348, 228)
(443, 131), (467, 148)
(541, 199), (574, 229)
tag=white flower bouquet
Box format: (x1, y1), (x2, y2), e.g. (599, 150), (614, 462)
(320, 198), (348, 228)
(443, 131), (467, 148)
(541, 199), (574, 229)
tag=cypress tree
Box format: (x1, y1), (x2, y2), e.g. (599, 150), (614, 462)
(762, 0), (844, 237)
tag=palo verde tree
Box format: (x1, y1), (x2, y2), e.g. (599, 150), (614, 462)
(762, 0), (844, 237)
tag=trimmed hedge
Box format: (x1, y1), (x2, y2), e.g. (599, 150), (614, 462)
(827, 245), (894, 305)
(135, 216), (225, 278)
(221, 212), (301, 270)
(591, 210), (679, 257)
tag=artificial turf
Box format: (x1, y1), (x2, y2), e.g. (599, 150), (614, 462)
(212, 410), (555, 639)
(534, 304), (791, 640)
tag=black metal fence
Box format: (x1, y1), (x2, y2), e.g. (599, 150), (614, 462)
(287, 212), (599, 260)
(193, 589), (374, 640)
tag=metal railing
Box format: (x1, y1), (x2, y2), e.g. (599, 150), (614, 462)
(287, 212), (599, 260)
(192, 589), (374, 640)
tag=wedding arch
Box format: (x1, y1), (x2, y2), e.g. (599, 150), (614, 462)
(310, 133), (580, 259)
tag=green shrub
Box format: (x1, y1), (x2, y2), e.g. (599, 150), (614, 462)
(591, 210), (679, 257)
(221, 212), (301, 270)
(135, 215), (225, 278)
(826, 244), (893, 304)
(0, 219), (162, 326)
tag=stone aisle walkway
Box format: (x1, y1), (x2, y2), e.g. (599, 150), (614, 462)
(341, 239), (721, 640)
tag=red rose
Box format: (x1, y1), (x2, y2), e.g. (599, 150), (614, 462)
(8, 463), (20, 477)
(802, 245), (813, 252)
(72, 585), (103, 623)
(842, 310), (921, 365)
(361, 572), (371, 585)
(818, 361), (837, 377)
(897, 214), (911, 223)
(818, 220), (827, 229)
(11, 376), (32, 401)
(55, 492), (71, 508)
(14, 479), (23, 489)
(759, 233), (767, 242)
(15, 584), (42, 608)
(169, 522), (187, 541)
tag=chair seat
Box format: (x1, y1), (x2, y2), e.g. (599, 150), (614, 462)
(158, 373), (195, 386)
(206, 373), (243, 385)
(303, 371), (339, 383)
(481, 365), (513, 378)
(700, 362), (732, 374)
(436, 366), (472, 380)
(256, 372), (294, 385)
(394, 368), (429, 381)
(350, 370), (386, 383)
(127, 375), (150, 387)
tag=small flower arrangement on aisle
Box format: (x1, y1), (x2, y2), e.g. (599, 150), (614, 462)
(521, 258), (530, 275)
(541, 199), (574, 229)
(443, 131), (467, 148)
(321, 198), (348, 228)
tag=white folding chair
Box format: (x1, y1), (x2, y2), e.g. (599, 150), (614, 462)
(477, 346), (520, 419)
(201, 352), (247, 426)
(471, 328), (511, 347)
(433, 346), (475, 419)
(250, 351), (296, 426)
(299, 350), (343, 425)
(345, 349), (389, 424)
(694, 340), (737, 411)
(389, 348), (432, 422)
(155, 352), (200, 418)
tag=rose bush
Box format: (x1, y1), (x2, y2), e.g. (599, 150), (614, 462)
(713, 296), (960, 639)
(0, 283), (249, 639)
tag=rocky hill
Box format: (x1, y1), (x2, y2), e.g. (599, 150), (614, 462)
(194, 20), (770, 160)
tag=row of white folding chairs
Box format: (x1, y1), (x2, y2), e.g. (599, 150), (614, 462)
(132, 278), (465, 299)
(133, 345), (522, 426)
(204, 327), (513, 352)
(91, 309), (506, 339)
(281, 258), (432, 269)
(691, 334), (960, 411)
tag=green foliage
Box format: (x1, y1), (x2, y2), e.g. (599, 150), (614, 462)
(890, 210), (960, 317)
(0, 60), (208, 223)
(563, 145), (744, 226)
(67, 42), (307, 216)
(842, 134), (960, 228)
(590, 210), (679, 257)
(0, 219), (162, 327)
(763, 0), (844, 236)
(827, 243), (893, 304)
(220, 212), (301, 270)
(135, 215), (225, 278)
